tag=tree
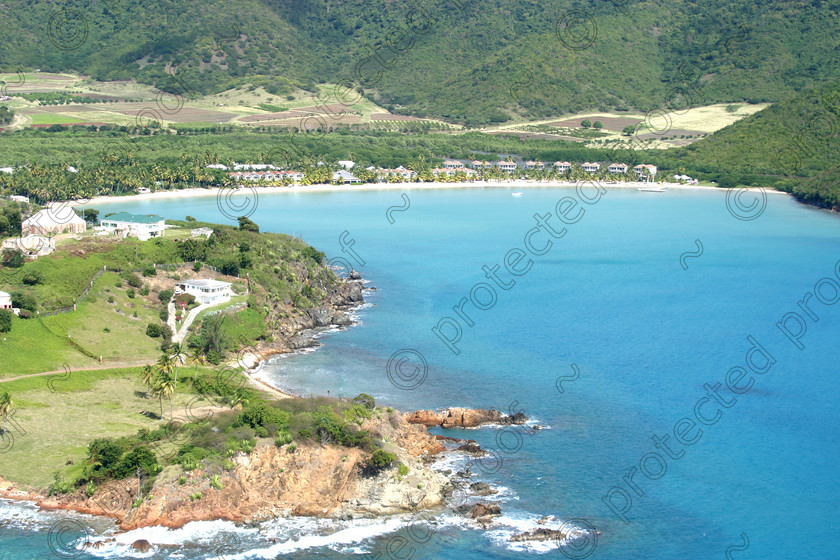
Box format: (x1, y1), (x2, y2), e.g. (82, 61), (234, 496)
(1, 249), (25, 268)
(0, 393), (13, 434)
(151, 371), (175, 419)
(140, 364), (155, 387)
(593, 121), (603, 129)
(0, 309), (12, 333)
(237, 216), (259, 233)
(581, 120), (591, 128)
(81, 209), (99, 223)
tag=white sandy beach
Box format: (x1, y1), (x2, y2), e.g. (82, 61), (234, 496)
(68, 179), (781, 207)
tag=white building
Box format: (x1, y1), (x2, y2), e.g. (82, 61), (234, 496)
(2, 235), (55, 258)
(608, 163), (629, 174)
(582, 162), (601, 173)
(22, 208), (87, 236)
(9, 195), (29, 204)
(176, 279), (232, 305)
(337, 160), (356, 170)
(332, 170), (361, 183)
(554, 161), (571, 172)
(634, 164), (658, 181)
(497, 161), (518, 172)
(98, 212), (165, 241)
(0, 291), (11, 310)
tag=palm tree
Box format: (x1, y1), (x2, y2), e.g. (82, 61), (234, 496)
(169, 343), (186, 387)
(0, 392), (13, 434)
(150, 372), (175, 419)
(140, 364), (155, 387)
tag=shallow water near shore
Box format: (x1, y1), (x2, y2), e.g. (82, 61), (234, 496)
(4, 186), (840, 559)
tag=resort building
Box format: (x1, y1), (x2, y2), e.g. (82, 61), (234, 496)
(553, 161), (571, 172)
(634, 164), (658, 181)
(22, 208), (87, 236)
(0, 291), (12, 310)
(608, 163), (629, 174)
(2, 235), (55, 258)
(524, 161), (545, 170)
(175, 279), (232, 305)
(582, 162), (601, 173)
(333, 170), (361, 183)
(9, 195), (29, 204)
(98, 213), (165, 241)
(337, 160), (356, 169)
(443, 160), (465, 170)
(497, 161), (518, 172)
(229, 170), (303, 182)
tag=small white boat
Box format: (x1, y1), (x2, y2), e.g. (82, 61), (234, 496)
(512, 192), (524, 197)
(637, 185), (667, 192)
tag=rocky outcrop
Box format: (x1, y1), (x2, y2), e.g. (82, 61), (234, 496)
(25, 407), (449, 531)
(406, 408), (528, 429)
(510, 528), (566, 542)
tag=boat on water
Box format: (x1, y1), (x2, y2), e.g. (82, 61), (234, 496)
(637, 185), (668, 192)
(512, 192), (524, 197)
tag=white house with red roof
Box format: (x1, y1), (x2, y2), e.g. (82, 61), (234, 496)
(582, 162), (601, 173)
(608, 163), (629, 174)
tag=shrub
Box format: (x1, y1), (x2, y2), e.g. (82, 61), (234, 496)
(85, 481), (97, 497)
(189, 492), (202, 501)
(122, 272), (143, 288)
(235, 402), (290, 431)
(158, 289), (174, 304)
(368, 450), (397, 472)
(193, 261), (202, 272)
(127, 289), (135, 299)
(146, 323), (163, 338)
(140, 285), (150, 296)
(111, 446), (160, 479)
(286, 443), (297, 453)
(159, 309), (168, 322)
(11, 293), (37, 312)
(178, 476), (187, 485)
(103, 327), (110, 333)
(107, 296), (115, 304)
(254, 426), (269, 438)
(17, 309), (31, 319)
(142, 266), (157, 277)
(352, 393), (375, 410)
(209, 474), (223, 490)
(22, 272), (42, 285)
(398, 463), (409, 477)
(275, 430), (293, 447)
(0, 309), (12, 333)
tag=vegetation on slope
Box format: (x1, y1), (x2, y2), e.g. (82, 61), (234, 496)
(1, 0), (838, 123)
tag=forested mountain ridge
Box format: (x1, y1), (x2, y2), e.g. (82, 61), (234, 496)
(1, 0), (839, 124)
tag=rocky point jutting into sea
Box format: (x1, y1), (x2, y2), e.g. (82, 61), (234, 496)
(0, 406), (530, 532)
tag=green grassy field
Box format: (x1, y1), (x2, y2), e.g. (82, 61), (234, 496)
(27, 113), (85, 125)
(0, 270), (168, 377)
(0, 365), (222, 488)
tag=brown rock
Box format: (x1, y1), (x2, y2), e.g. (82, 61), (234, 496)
(469, 502), (501, 519)
(130, 540), (153, 552)
(406, 408), (528, 429)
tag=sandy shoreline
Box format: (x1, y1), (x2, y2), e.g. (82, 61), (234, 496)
(68, 180), (782, 207)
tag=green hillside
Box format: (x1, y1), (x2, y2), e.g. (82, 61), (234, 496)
(656, 82), (840, 210)
(1, 0), (839, 124)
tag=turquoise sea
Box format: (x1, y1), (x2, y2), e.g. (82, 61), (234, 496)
(2, 185), (839, 559)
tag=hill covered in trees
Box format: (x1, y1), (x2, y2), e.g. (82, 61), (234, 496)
(2, 0), (839, 124)
(655, 82), (840, 210)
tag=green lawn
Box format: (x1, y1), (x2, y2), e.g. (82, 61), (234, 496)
(0, 271), (166, 377)
(27, 113), (85, 125)
(0, 365), (225, 489)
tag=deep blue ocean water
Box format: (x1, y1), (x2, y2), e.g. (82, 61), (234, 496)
(3, 185), (839, 559)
